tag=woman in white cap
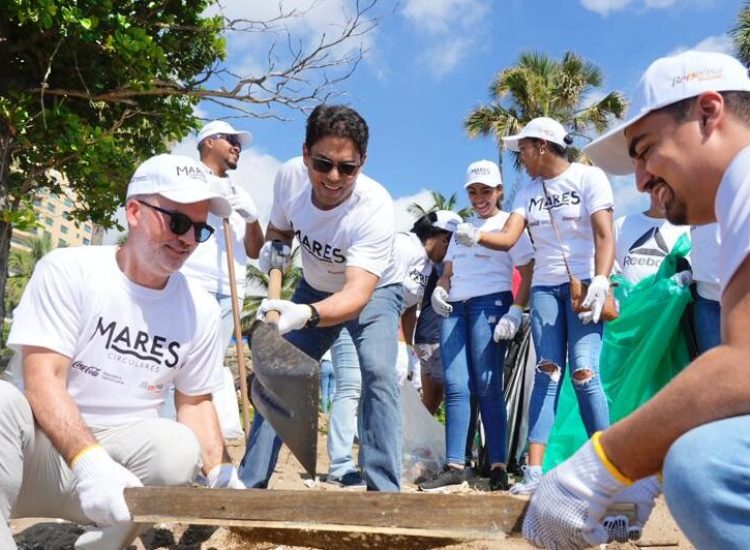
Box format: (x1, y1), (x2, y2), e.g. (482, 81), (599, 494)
(454, 118), (616, 495)
(420, 160), (534, 492)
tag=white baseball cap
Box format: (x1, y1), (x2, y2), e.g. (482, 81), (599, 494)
(502, 117), (569, 152)
(432, 210), (463, 232)
(584, 50), (750, 175)
(464, 160), (502, 188)
(126, 154), (232, 217)
(196, 120), (252, 149)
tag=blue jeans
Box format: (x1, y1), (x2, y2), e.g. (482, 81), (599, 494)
(239, 279), (404, 491)
(663, 415), (750, 548)
(327, 327), (362, 479)
(693, 294), (721, 355)
(440, 292), (512, 466)
(527, 283), (609, 445)
(319, 358), (335, 413)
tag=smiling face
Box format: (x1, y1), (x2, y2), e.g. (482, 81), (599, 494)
(465, 183), (502, 219)
(202, 134), (241, 174)
(625, 107), (711, 225)
(125, 195), (209, 287)
(303, 136), (364, 210)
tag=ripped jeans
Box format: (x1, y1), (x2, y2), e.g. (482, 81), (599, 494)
(527, 282), (609, 445)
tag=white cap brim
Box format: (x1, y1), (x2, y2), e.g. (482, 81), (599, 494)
(502, 135), (522, 152)
(159, 188), (232, 218)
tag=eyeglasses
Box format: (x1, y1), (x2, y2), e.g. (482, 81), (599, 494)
(212, 133), (242, 151)
(310, 155), (360, 177)
(137, 200), (215, 243)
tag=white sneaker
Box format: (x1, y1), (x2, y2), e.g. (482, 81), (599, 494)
(509, 465), (543, 495)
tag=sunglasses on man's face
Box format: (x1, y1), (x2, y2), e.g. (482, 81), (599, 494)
(137, 200), (215, 243)
(310, 155), (360, 177)
(212, 133), (242, 151)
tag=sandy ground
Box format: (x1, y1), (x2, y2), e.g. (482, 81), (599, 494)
(10, 413), (693, 550)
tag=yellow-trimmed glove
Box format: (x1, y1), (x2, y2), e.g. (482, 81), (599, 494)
(523, 432), (633, 549)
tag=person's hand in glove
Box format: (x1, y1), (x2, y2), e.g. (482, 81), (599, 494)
(227, 190), (259, 223)
(258, 241), (292, 274)
(454, 222), (481, 247)
(206, 463), (246, 489)
(257, 299), (313, 335)
(669, 270), (693, 288)
(522, 431), (633, 549)
(494, 305), (523, 341)
(604, 475), (661, 543)
(72, 445), (143, 525)
(578, 275), (610, 324)
(431, 287), (453, 317)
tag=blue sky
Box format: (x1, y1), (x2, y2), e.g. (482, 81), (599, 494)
(165, 0), (741, 235)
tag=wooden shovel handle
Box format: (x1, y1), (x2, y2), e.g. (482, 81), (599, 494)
(265, 267), (282, 323)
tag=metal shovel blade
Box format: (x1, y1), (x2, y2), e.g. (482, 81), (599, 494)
(249, 319), (319, 477)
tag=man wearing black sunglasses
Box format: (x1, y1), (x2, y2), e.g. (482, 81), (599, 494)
(239, 105), (407, 493)
(180, 120), (264, 439)
(0, 154), (247, 550)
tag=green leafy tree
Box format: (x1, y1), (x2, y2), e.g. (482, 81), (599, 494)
(733, 1), (750, 67)
(241, 247), (303, 332)
(0, 0), (380, 343)
(465, 50), (626, 167)
(407, 191), (473, 220)
(5, 233), (55, 315)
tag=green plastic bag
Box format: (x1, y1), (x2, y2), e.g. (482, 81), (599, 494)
(543, 234), (693, 471)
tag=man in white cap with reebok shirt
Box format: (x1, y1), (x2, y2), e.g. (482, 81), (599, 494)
(0, 154), (245, 550)
(522, 50), (750, 549)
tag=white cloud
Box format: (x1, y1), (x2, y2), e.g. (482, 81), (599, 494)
(580, 0), (714, 16)
(580, 0), (632, 16)
(392, 189), (437, 232)
(610, 174), (649, 217)
(401, 0), (491, 77)
(669, 34), (734, 56)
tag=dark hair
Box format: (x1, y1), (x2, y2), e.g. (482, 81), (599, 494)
(660, 91), (750, 124)
(528, 137), (568, 158)
(305, 104), (369, 157)
(410, 212), (452, 244)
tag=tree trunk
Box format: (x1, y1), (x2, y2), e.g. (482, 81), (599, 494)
(0, 219), (10, 348)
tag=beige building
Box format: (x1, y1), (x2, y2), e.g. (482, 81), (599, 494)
(11, 190), (102, 253)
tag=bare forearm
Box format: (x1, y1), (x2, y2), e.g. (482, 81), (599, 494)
(177, 397), (230, 473)
(602, 345), (750, 479)
(477, 231), (515, 251)
(265, 225), (293, 247)
(594, 237), (614, 277)
(401, 306), (417, 346)
(243, 220), (265, 259)
(25, 381), (97, 464)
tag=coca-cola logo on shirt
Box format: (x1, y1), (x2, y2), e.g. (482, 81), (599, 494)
(72, 360), (101, 377)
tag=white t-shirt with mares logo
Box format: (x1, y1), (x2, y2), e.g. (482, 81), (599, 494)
(445, 210), (534, 302)
(690, 223), (721, 301)
(614, 213), (690, 284)
(8, 246), (224, 427)
(180, 169), (250, 298)
(513, 162), (614, 287)
(393, 232), (431, 309)
(270, 157), (403, 293)
(716, 145), (750, 297)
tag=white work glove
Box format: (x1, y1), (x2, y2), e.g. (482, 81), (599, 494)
(669, 270), (693, 288)
(604, 475), (661, 543)
(258, 240), (292, 274)
(72, 445), (143, 525)
(206, 463), (246, 489)
(257, 299), (312, 335)
(430, 287), (453, 318)
(578, 275), (610, 324)
(454, 222), (481, 247)
(406, 345), (420, 381)
(227, 190), (258, 223)
(522, 432), (631, 549)
(494, 305), (523, 341)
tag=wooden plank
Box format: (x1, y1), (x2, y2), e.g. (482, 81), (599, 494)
(125, 487), (527, 536)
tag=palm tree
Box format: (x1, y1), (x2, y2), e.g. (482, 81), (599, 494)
(465, 50), (626, 170)
(241, 246), (303, 332)
(732, 1), (750, 67)
(407, 191), (473, 220)
(5, 234), (55, 315)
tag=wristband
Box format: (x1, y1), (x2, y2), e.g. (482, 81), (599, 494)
(592, 431), (633, 486)
(305, 304), (320, 328)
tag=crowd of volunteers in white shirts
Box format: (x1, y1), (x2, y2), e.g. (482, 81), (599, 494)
(2, 49), (747, 550)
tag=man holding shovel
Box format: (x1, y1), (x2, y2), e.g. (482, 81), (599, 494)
(0, 154), (245, 550)
(181, 121), (264, 437)
(239, 104), (406, 492)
